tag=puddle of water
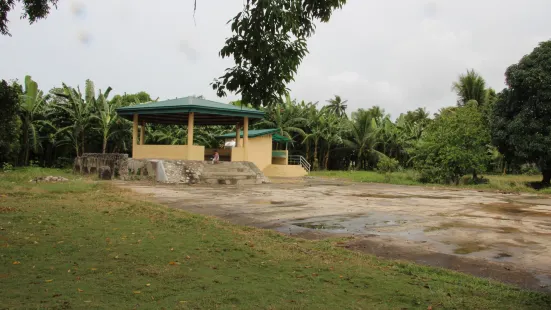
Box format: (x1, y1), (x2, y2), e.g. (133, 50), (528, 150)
(494, 252), (513, 259)
(286, 212), (418, 237)
(351, 193), (455, 200)
(248, 200), (308, 208)
(535, 274), (551, 288)
(293, 222), (345, 230)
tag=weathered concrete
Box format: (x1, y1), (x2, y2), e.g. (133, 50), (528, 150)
(124, 159), (269, 185)
(98, 166), (112, 180)
(74, 153), (128, 178)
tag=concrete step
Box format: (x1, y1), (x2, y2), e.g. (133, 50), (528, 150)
(202, 172), (256, 178)
(202, 167), (248, 173)
(204, 178), (261, 185)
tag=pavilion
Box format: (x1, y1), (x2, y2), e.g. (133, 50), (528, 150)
(115, 97), (307, 177)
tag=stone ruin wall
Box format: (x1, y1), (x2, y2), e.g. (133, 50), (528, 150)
(74, 153), (129, 179)
(74, 154), (205, 183)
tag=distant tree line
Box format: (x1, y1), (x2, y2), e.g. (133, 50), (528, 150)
(1, 40), (550, 186)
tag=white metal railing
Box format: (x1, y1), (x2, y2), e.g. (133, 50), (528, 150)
(288, 155), (311, 173)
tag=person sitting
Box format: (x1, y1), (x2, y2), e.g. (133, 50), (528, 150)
(212, 150), (220, 164)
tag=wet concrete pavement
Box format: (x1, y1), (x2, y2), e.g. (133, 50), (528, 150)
(117, 177), (551, 292)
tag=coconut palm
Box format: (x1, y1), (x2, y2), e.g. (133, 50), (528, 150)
(452, 69), (487, 106)
(344, 110), (383, 170)
(325, 95), (348, 118)
(20, 75), (50, 165)
(320, 113), (345, 169)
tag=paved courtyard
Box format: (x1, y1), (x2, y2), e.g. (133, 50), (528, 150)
(118, 177), (551, 291)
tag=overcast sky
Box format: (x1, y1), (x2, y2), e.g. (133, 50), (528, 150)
(1, 0), (550, 118)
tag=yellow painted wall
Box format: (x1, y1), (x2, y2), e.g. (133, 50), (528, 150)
(245, 135), (273, 171)
(187, 145), (205, 161)
(231, 147), (246, 162)
(272, 150), (288, 165)
(133, 145), (204, 160)
(263, 164), (308, 177)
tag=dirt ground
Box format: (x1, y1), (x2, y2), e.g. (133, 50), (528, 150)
(117, 177), (551, 292)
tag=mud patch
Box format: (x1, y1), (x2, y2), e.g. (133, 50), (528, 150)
(424, 221), (522, 234)
(0, 206), (17, 213)
(453, 242), (488, 254)
(479, 202), (551, 217)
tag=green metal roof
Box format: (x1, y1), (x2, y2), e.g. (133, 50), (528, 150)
(217, 128), (279, 139)
(116, 97), (264, 125)
(272, 134), (292, 143)
(217, 129), (292, 143)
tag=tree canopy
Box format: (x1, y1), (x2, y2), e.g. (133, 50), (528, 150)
(413, 102), (491, 184)
(0, 0), (58, 35)
(211, 0), (346, 108)
(0, 79), (21, 164)
(491, 40), (551, 184)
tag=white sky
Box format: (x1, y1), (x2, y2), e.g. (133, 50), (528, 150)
(1, 0), (550, 118)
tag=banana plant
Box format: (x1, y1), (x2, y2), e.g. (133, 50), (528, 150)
(20, 75), (50, 165)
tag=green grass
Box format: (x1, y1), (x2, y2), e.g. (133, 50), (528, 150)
(1, 168), (550, 309)
(311, 170), (551, 194)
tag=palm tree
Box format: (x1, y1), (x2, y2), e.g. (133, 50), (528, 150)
(92, 87), (116, 153)
(320, 113), (344, 169)
(344, 110), (382, 170)
(20, 75), (50, 165)
(256, 94), (307, 140)
(325, 95), (348, 118)
(452, 69), (487, 106)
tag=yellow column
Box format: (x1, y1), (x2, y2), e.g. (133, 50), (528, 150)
(243, 117), (249, 160)
(132, 114), (138, 157)
(243, 117), (249, 147)
(187, 112), (194, 146)
(140, 121), (145, 145)
(235, 123), (241, 147)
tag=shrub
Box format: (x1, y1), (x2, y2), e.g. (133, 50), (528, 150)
(520, 163), (539, 176)
(377, 157), (399, 182)
(376, 157), (399, 174)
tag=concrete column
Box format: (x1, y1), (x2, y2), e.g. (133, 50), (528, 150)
(243, 117), (249, 147)
(132, 114), (138, 146)
(243, 117), (249, 160)
(235, 123), (241, 147)
(187, 112), (194, 146)
(140, 121), (145, 145)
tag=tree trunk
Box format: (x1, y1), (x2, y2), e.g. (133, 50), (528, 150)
(102, 136), (107, 154)
(542, 169), (551, 186)
(22, 120), (29, 166)
(81, 133), (85, 156)
(324, 147), (330, 170)
(313, 139), (319, 170)
(306, 142), (310, 164)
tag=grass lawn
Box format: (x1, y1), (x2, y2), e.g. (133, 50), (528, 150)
(1, 168), (550, 309)
(311, 170), (551, 194)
